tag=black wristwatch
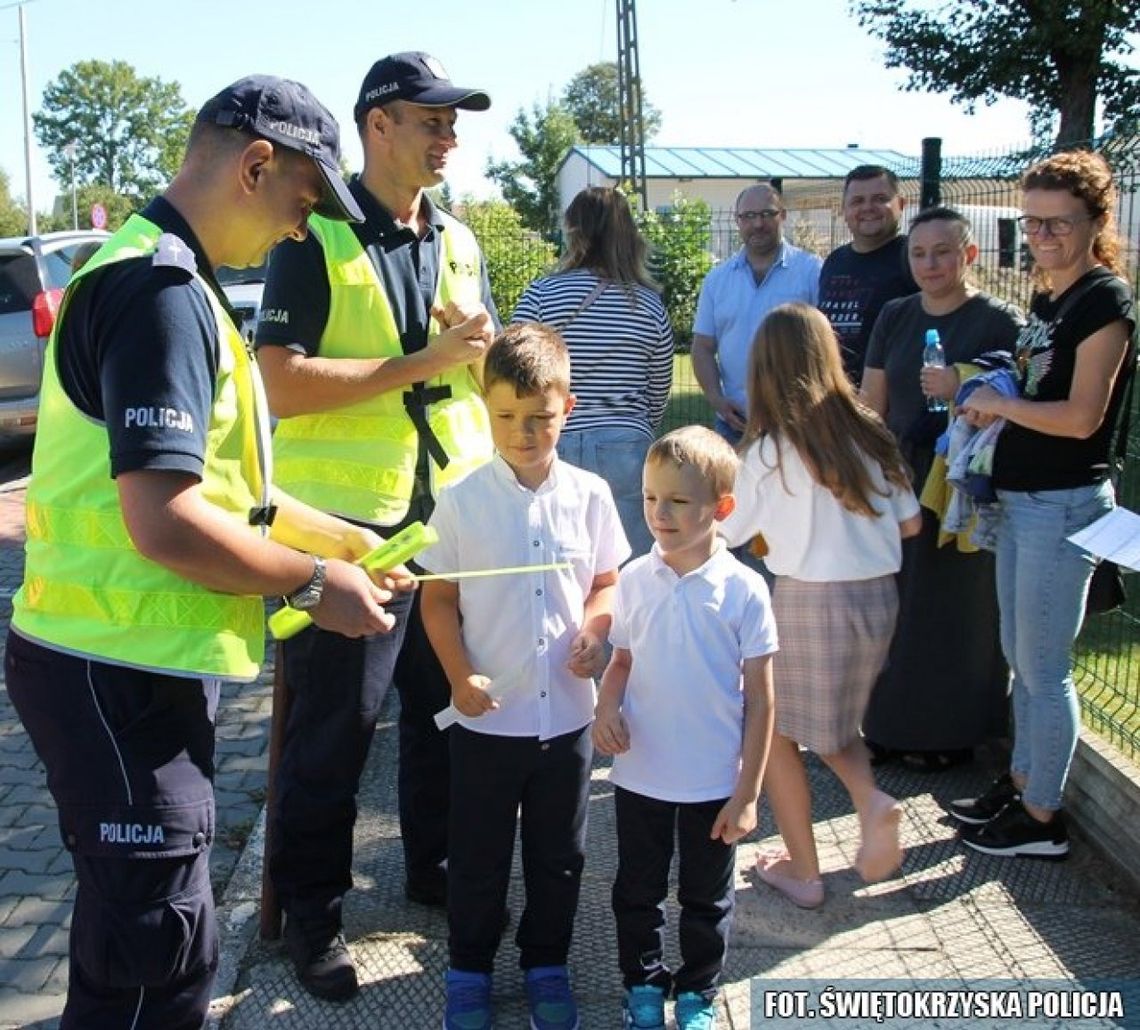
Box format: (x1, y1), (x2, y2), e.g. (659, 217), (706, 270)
(285, 556), (326, 611)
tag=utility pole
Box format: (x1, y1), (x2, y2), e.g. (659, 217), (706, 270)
(3, 1), (38, 233)
(616, 0), (648, 212)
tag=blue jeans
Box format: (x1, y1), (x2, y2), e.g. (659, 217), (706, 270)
(558, 427), (653, 560)
(995, 482), (1114, 811)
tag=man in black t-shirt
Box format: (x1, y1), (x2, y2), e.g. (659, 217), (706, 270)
(818, 165), (918, 383)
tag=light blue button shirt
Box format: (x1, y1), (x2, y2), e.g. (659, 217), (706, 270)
(693, 241), (822, 411)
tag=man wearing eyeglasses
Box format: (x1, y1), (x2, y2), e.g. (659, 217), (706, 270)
(692, 183), (822, 442)
(818, 165), (918, 384)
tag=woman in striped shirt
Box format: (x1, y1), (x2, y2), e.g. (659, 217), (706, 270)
(512, 187), (674, 558)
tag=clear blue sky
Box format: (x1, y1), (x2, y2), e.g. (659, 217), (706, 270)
(1, 0), (1134, 217)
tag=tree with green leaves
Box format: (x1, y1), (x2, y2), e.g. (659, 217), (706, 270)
(852, 0), (1140, 148)
(0, 169), (28, 237)
(485, 100), (579, 239)
(33, 60), (194, 199)
(460, 199), (557, 318)
(637, 195), (714, 346)
(562, 62), (662, 145)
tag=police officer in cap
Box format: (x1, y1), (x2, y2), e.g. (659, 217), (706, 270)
(256, 52), (496, 1000)
(6, 75), (402, 1029)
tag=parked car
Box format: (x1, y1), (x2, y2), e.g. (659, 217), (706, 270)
(0, 229), (111, 441)
(217, 259), (267, 342)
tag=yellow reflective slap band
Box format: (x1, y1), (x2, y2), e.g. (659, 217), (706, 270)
(412, 563), (572, 582)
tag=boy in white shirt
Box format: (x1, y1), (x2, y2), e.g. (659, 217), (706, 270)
(420, 322), (629, 1030)
(593, 426), (777, 1030)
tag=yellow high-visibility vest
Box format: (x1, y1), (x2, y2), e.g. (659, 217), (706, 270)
(271, 211), (492, 525)
(12, 215), (271, 680)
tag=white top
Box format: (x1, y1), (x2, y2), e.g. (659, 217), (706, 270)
(609, 543), (778, 803)
(721, 436), (919, 581)
(419, 454), (630, 740)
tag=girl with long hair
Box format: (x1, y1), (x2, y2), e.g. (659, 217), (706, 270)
(721, 303), (921, 907)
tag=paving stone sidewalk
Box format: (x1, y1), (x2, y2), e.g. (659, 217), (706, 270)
(2, 465), (1140, 1029)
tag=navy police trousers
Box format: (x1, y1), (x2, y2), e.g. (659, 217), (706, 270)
(6, 629), (219, 1030)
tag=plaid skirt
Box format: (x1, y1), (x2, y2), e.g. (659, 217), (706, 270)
(772, 575), (898, 754)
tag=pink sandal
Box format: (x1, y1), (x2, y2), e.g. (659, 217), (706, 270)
(755, 851), (824, 909)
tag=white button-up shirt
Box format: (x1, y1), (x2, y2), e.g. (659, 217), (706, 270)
(419, 454), (630, 739)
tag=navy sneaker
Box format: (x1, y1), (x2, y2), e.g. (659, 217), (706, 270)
(524, 965), (579, 1030)
(959, 802), (1069, 859)
(444, 968), (493, 1030)
(947, 772), (1020, 825)
(675, 991), (717, 1029)
(623, 984), (666, 1028)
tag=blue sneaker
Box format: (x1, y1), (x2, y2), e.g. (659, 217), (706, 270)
(623, 984), (666, 1028)
(524, 965), (579, 1030)
(444, 968), (493, 1030)
(675, 991), (717, 1029)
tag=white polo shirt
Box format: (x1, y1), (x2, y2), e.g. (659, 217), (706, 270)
(721, 436), (920, 581)
(419, 453), (630, 740)
(609, 543), (778, 803)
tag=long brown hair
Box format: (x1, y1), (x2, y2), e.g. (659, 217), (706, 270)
(1021, 150), (1127, 286)
(558, 187), (657, 291)
(741, 303), (911, 516)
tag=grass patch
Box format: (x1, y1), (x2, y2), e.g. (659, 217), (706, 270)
(663, 352), (714, 433)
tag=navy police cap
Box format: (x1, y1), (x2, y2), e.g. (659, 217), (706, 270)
(354, 52), (491, 121)
(198, 75), (365, 223)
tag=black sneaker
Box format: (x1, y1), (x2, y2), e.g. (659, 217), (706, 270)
(284, 915), (359, 1001)
(947, 772), (1019, 825)
(959, 802), (1070, 860)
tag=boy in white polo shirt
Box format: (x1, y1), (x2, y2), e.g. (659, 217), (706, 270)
(593, 426), (776, 1030)
(420, 322), (630, 1030)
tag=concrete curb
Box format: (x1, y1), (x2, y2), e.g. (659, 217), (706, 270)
(1068, 729), (1140, 892)
(207, 806), (269, 1027)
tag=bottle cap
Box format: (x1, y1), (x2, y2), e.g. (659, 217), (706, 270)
(925, 329), (940, 344)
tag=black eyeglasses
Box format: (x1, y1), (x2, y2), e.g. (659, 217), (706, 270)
(736, 209), (782, 222)
(1017, 214), (1094, 237)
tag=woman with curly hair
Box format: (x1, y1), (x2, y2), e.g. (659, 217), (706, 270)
(955, 150), (1135, 859)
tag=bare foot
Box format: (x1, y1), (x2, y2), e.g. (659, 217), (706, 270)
(855, 790), (903, 883)
(755, 850), (824, 908)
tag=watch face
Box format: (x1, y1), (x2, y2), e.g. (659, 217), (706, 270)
(290, 588), (321, 611)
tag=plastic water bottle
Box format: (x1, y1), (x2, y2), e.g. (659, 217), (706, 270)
(923, 329), (948, 413)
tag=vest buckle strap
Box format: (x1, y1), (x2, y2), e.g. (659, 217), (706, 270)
(402, 384), (453, 409)
(248, 504), (278, 527)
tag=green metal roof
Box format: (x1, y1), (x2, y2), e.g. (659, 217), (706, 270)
(566, 145), (918, 179)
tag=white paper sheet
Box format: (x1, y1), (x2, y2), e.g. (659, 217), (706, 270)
(1067, 507), (1140, 572)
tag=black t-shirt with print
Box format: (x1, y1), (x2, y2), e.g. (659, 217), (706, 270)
(818, 236), (918, 383)
(992, 267), (1135, 491)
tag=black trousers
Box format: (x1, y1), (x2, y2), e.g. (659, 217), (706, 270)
(6, 630), (219, 1030)
(612, 787), (736, 1001)
(269, 587), (413, 924)
(448, 725), (591, 974)
(392, 586), (454, 887)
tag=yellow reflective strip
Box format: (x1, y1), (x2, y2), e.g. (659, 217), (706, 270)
(22, 577), (263, 635)
(274, 455), (415, 495)
(274, 413), (414, 442)
(25, 503), (132, 549)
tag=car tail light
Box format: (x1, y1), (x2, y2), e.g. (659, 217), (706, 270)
(32, 288), (63, 338)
